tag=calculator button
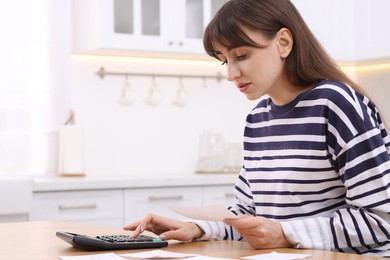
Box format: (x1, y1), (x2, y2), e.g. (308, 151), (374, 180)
(96, 235), (156, 243)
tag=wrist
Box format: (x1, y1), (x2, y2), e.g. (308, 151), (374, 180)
(190, 222), (205, 239)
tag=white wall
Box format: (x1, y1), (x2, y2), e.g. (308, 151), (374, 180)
(70, 55), (255, 176)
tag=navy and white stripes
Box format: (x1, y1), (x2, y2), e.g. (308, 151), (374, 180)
(193, 80), (390, 257)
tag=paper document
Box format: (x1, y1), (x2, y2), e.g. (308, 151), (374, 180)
(169, 205), (238, 221)
(59, 253), (125, 260)
(241, 251), (311, 260)
(120, 249), (197, 258)
(189, 257), (236, 260)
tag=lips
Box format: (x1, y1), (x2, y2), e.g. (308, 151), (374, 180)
(237, 82), (251, 93)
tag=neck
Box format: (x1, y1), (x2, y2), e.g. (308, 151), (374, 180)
(270, 83), (315, 106)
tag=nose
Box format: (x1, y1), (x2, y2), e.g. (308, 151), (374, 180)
(226, 63), (240, 82)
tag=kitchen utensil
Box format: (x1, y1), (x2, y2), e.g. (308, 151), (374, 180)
(118, 75), (136, 106)
(172, 77), (190, 107)
(144, 76), (162, 106)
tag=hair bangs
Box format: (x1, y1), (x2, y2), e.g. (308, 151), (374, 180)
(203, 9), (260, 60)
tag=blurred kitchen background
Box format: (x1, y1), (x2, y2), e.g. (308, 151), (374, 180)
(1, 0), (390, 178)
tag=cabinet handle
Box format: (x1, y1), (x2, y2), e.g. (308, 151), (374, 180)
(148, 195), (184, 201)
(225, 192), (235, 198)
(58, 204), (98, 211)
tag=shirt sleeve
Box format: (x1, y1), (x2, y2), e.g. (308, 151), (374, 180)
(190, 167), (257, 241)
(281, 93), (390, 254)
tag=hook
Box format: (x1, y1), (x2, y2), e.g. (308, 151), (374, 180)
(144, 75), (162, 106)
(172, 76), (189, 107)
(118, 74), (136, 106)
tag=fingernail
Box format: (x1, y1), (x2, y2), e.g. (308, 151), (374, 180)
(159, 234), (166, 240)
(139, 225), (144, 232)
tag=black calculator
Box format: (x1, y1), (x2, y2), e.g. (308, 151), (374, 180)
(56, 231), (168, 251)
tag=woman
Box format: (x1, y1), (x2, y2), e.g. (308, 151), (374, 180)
(125, 0), (390, 256)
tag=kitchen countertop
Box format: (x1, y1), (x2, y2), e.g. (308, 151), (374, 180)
(32, 173), (238, 192)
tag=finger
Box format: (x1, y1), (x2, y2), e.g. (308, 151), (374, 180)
(123, 221), (140, 231)
(123, 214), (155, 233)
(137, 215), (155, 232)
(130, 224), (144, 238)
(159, 230), (190, 241)
(224, 214), (250, 222)
(224, 215), (258, 229)
(223, 218), (236, 226)
(223, 216), (243, 225)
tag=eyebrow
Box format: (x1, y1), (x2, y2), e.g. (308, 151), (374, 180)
(215, 44), (248, 55)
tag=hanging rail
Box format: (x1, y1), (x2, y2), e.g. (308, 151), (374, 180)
(95, 67), (224, 82)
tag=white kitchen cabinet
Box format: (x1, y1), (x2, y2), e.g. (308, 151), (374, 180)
(28, 175), (238, 227)
(29, 190), (123, 228)
(124, 186), (203, 224)
(292, 0), (390, 63)
(353, 0), (390, 61)
(202, 185), (237, 207)
(72, 0), (226, 58)
(291, 0), (354, 62)
(0, 177), (32, 223)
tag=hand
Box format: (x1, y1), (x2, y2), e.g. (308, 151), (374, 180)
(123, 214), (204, 241)
(223, 215), (292, 249)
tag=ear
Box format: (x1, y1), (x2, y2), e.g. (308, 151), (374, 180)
(277, 28), (293, 59)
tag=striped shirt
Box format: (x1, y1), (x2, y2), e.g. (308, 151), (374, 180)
(193, 80), (390, 257)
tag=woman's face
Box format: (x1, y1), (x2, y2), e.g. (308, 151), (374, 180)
(214, 27), (293, 103)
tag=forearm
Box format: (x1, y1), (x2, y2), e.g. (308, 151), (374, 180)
(281, 207), (390, 254)
(281, 217), (332, 251)
(188, 220), (241, 241)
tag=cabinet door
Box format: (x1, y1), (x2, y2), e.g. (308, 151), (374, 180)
(202, 185), (237, 207)
(73, 0), (171, 54)
(124, 186), (202, 224)
(292, 0), (390, 62)
(291, 0), (355, 62)
(29, 190), (123, 227)
(173, 0), (225, 54)
(354, 0), (390, 61)
(106, 0), (173, 51)
(72, 0), (226, 56)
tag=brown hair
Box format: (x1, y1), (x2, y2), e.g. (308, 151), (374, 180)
(203, 0), (363, 92)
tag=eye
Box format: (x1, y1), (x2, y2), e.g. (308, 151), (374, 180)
(236, 54), (247, 61)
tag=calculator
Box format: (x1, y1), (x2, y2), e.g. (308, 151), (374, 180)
(56, 231), (168, 251)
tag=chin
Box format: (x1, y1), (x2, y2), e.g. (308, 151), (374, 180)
(245, 93), (263, 101)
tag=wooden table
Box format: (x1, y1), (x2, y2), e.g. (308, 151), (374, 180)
(0, 221), (382, 259)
